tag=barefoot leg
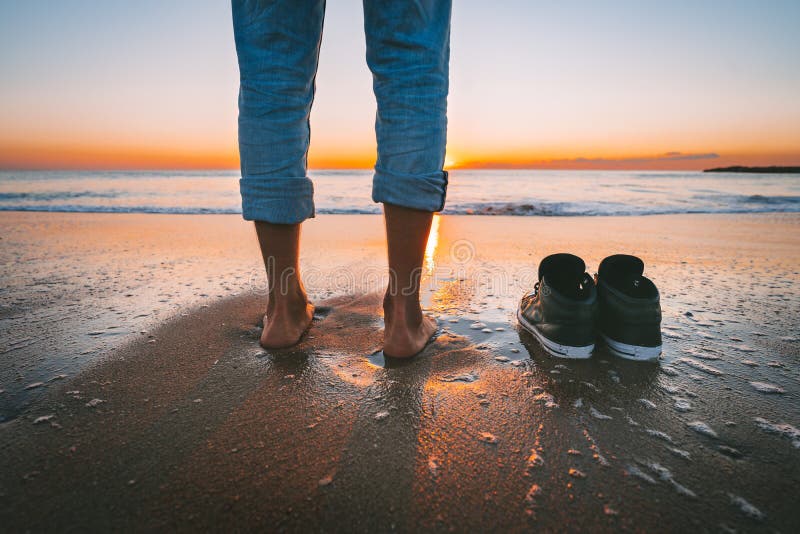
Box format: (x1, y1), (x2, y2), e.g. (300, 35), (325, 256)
(382, 203), (438, 358)
(255, 221), (314, 349)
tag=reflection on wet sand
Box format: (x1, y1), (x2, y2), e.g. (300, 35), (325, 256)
(424, 214), (441, 275)
(517, 328), (661, 409)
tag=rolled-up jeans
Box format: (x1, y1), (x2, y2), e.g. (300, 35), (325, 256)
(232, 0), (451, 224)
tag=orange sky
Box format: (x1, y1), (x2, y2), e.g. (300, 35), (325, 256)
(2, 140), (797, 172)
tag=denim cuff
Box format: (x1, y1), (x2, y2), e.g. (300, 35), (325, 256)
(240, 176), (315, 224)
(372, 168), (448, 212)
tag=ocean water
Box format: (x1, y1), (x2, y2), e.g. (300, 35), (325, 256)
(0, 169), (798, 216)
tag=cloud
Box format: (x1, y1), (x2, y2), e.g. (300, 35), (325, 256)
(560, 152), (719, 165)
(460, 152), (720, 169)
(658, 152), (720, 161)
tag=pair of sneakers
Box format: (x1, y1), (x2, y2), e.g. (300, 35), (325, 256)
(517, 253), (662, 361)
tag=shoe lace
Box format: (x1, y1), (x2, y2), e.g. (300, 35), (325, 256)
(523, 281), (540, 303)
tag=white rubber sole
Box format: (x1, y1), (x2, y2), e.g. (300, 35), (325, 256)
(516, 309), (594, 359)
(600, 333), (662, 362)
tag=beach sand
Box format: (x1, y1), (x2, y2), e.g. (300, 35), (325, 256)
(1, 211), (799, 531)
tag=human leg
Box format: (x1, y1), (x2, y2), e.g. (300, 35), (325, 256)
(363, 0), (452, 357)
(232, 0), (325, 347)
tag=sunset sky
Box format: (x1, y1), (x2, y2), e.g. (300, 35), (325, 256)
(1, 0), (799, 171)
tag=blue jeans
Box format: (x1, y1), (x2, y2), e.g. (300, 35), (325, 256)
(232, 0), (451, 224)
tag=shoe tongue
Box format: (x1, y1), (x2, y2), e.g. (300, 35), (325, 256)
(538, 253), (586, 281)
(598, 254), (645, 280)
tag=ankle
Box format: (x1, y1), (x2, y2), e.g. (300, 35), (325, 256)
(269, 284), (308, 313)
(384, 292), (423, 324)
(384, 290), (417, 307)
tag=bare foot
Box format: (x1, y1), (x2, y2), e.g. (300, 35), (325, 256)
(383, 294), (438, 358)
(260, 294), (314, 349)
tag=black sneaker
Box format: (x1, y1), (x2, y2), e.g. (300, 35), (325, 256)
(596, 255), (662, 361)
(517, 253), (597, 358)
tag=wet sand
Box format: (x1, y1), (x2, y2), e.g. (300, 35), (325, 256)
(1, 212), (799, 532)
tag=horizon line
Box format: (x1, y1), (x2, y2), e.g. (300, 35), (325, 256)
(0, 165), (735, 172)
(4, 163), (798, 173)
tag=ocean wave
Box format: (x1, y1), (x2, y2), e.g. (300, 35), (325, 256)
(0, 205), (242, 215)
(0, 191), (122, 201)
(444, 202), (575, 216)
(740, 194), (800, 205)
(442, 199), (800, 216)
(2, 200), (800, 217)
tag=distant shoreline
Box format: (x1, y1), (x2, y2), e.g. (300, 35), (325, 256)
(703, 165), (800, 173)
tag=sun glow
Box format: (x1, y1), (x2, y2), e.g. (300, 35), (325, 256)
(424, 214), (441, 275)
